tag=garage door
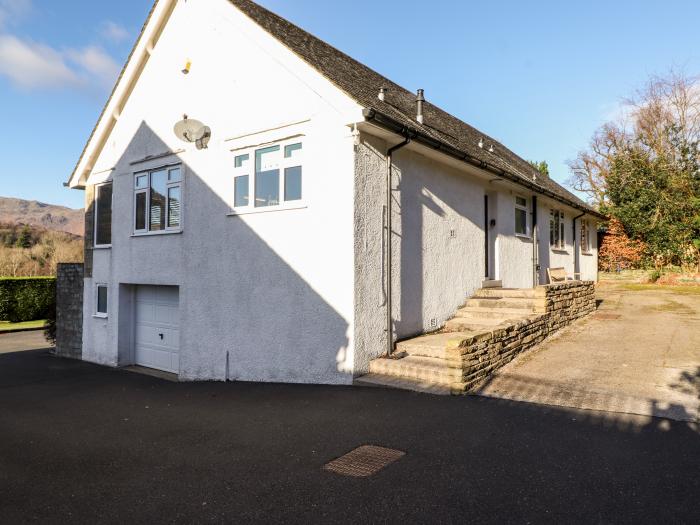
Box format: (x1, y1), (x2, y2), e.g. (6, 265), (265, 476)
(135, 286), (180, 374)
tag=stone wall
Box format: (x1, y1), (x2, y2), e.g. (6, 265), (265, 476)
(457, 281), (596, 390)
(55, 263), (84, 359)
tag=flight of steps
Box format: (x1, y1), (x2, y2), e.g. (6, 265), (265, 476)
(356, 286), (539, 395)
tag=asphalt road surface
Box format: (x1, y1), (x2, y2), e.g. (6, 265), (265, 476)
(1, 348), (699, 524)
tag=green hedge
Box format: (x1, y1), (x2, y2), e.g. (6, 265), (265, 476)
(0, 277), (56, 323)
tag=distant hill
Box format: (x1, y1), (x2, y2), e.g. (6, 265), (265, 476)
(0, 197), (84, 236)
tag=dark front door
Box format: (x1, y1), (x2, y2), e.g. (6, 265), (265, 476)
(484, 194), (489, 278)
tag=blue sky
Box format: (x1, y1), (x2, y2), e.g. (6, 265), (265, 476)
(1, 0), (699, 210)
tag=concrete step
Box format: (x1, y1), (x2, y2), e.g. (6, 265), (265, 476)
(354, 373), (463, 395)
(481, 279), (503, 288)
(396, 332), (473, 360)
(472, 287), (537, 299)
(369, 355), (464, 383)
(456, 306), (534, 320)
(466, 297), (536, 310)
(443, 317), (507, 332)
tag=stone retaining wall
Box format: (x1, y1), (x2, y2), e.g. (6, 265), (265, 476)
(55, 263), (84, 359)
(458, 281), (596, 390)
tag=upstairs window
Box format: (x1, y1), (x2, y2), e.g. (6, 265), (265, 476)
(550, 209), (565, 250)
(94, 182), (112, 247)
(514, 195), (529, 236)
(134, 166), (182, 234)
(580, 219), (592, 253)
(232, 140), (303, 211)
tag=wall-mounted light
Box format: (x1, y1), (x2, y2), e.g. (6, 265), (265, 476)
(182, 60), (192, 75)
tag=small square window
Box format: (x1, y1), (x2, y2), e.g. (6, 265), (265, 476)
(168, 167), (181, 182)
(135, 174), (148, 189)
(284, 143), (302, 159)
(96, 285), (108, 316)
(234, 154), (250, 169)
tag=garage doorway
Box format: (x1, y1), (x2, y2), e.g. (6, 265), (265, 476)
(134, 286), (180, 374)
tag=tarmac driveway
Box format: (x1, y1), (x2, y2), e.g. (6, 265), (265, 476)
(475, 284), (700, 422)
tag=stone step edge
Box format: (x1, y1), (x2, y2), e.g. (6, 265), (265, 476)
(354, 373), (468, 395)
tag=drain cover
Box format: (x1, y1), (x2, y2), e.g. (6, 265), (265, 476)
(323, 445), (405, 477)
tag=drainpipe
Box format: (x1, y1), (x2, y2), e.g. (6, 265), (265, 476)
(532, 195), (538, 287)
(573, 212), (585, 278)
(386, 136), (411, 356)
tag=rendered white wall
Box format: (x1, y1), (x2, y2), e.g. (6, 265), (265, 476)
(81, 0), (363, 384)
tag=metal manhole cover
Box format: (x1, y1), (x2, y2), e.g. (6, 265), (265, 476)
(323, 445), (405, 477)
(592, 313), (621, 320)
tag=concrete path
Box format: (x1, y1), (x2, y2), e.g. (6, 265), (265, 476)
(474, 284), (700, 422)
(0, 330), (52, 354)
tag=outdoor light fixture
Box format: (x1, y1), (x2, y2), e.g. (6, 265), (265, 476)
(173, 114), (210, 149)
(182, 60), (191, 75)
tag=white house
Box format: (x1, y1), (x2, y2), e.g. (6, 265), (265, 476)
(67, 0), (601, 385)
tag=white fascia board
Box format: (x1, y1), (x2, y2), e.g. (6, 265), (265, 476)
(67, 0), (177, 189)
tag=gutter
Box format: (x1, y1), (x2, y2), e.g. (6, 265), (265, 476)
(362, 108), (605, 220)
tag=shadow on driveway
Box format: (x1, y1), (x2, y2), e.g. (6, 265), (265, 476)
(1, 350), (699, 523)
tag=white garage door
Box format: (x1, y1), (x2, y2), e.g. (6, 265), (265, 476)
(135, 286), (180, 374)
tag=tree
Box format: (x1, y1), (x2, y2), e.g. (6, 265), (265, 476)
(569, 71), (700, 269)
(598, 218), (645, 272)
(528, 160), (550, 177)
(16, 225), (32, 249)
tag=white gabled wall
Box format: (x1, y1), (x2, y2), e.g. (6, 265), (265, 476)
(82, 0), (364, 383)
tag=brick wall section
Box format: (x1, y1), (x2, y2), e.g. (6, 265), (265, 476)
(55, 263), (84, 359)
(455, 282), (596, 390)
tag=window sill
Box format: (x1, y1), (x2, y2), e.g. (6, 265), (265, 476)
(131, 230), (183, 238)
(581, 251), (594, 256)
(93, 245), (112, 250)
(515, 233), (532, 240)
(227, 204), (307, 216)
(93, 314), (108, 319)
(551, 249), (569, 254)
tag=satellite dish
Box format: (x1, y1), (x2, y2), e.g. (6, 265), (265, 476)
(174, 115), (211, 149)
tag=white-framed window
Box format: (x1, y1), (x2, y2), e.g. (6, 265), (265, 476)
(134, 165), (182, 234)
(95, 284), (108, 318)
(514, 195), (529, 236)
(94, 182), (113, 247)
(232, 139), (303, 211)
(580, 219), (592, 253)
(550, 209), (565, 250)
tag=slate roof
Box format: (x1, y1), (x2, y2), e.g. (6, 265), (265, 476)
(230, 0), (600, 216)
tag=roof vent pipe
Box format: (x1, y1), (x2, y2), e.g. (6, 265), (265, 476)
(416, 89), (425, 124)
(378, 87), (387, 102)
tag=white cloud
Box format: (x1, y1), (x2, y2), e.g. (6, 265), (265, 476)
(0, 34), (120, 91)
(66, 45), (120, 88)
(101, 21), (129, 43)
(0, 0), (32, 28)
(0, 34), (79, 88)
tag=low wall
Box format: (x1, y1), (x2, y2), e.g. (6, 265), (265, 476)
(457, 281), (596, 390)
(55, 263), (84, 359)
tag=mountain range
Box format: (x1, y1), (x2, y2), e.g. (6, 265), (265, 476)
(0, 197), (84, 237)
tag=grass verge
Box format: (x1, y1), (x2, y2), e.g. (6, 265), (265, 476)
(0, 320), (48, 332)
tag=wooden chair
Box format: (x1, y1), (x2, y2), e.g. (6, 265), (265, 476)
(546, 267), (582, 283)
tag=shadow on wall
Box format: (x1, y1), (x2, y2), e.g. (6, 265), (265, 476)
(91, 122), (350, 383)
(393, 151), (482, 341)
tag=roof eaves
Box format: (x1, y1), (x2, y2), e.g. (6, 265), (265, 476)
(363, 108), (605, 219)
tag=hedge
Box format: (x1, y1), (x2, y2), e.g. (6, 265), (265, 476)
(0, 277), (56, 323)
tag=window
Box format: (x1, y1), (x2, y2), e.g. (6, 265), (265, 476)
(134, 166), (182, 234)
(580, 219), (592, 253)
(514, 195), (528, 236)
(232, 140), (303, 211)
(95, 285), (108, 317)
(94, 182), (112, 246)
(550, 209), (565, 250)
